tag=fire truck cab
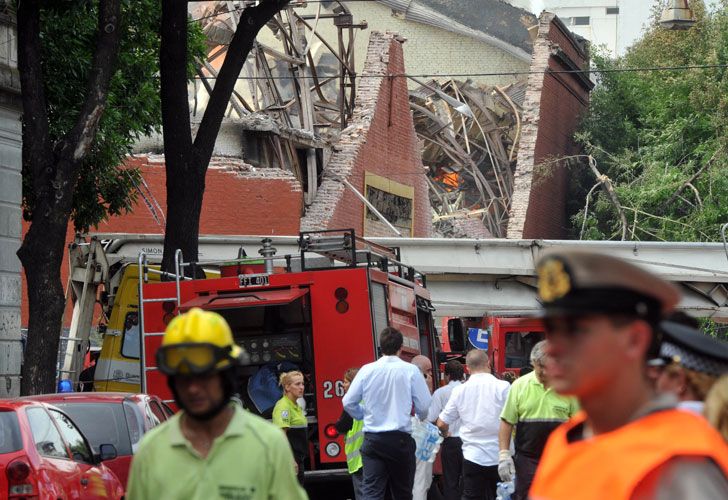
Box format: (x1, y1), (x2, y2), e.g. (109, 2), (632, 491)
(439, 315), (545, 377)
(96, 229), (438, 479)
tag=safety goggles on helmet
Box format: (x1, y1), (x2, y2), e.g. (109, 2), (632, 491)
(156, 342), (237, 376)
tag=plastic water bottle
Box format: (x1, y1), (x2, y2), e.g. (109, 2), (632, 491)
(496, 480), (515, 500)
(410, 418), (443, 462)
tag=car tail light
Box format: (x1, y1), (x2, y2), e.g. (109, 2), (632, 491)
(324, 424), (338, 439)
(6, 459), (34, 497)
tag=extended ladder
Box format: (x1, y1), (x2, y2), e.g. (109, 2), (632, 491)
(58, 237), (110, 388)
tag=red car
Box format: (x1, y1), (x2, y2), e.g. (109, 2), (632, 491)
(0, 399), (123, 499)
(25, 392), (174, 488)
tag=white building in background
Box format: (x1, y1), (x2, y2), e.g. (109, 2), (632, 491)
(507, 1), (655, 56)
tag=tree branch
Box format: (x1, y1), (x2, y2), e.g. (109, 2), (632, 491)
(17, 0), (53, 194)
(195, 0), (291, 161)
(57, 0), (123, 164)
(161, 0), (194, 165)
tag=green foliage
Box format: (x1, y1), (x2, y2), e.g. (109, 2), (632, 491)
(570, 1), (728, 241)
(22, 1), (205, 231)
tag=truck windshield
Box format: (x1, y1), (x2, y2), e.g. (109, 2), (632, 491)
(0, 411), (22, 454)
(504, 331), (544, 369)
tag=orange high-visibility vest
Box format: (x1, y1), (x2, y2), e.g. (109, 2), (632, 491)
(530, 409), (728, 500)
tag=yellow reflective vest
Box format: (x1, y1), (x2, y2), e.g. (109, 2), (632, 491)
(344, 418), (364, 474)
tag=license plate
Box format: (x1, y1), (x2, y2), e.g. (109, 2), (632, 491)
(239, 274), (269, 288)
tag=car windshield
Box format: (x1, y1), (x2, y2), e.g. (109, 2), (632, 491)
(52, 402), (132, 456)
(0, 411), (22, 454)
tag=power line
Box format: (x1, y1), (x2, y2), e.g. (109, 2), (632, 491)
(188, 64), (728, 80)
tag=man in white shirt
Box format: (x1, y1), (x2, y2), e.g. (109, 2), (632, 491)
(428, 360), (465, 500)
(411, 355), (434, 500)
(437, 350), (510, 500)
(343, 327), (432, 500)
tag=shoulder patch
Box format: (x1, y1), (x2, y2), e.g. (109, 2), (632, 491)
(281, 410), (289, 419)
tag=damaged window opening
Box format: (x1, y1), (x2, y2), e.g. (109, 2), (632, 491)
(297, 147), (324, 199)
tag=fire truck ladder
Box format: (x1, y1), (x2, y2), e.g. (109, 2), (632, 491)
(137, 249), (187, 394)
(58, 237), (110, 388)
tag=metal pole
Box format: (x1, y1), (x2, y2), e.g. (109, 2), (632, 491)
(138, 252), (147, 394)
(335, 176), (403, 237)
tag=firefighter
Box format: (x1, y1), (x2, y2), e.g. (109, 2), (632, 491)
(273, 370), (309, 485)
(529, 251), (728, 499)
(126, 308), (306, 500)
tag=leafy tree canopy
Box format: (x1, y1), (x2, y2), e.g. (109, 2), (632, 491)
(22, 0), (205, 231)
(570, 0), (728, 242)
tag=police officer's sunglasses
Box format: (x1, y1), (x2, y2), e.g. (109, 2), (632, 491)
(156, 343), (234, 376)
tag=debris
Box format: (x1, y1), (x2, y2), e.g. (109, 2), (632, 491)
(410, 79), (527, 237)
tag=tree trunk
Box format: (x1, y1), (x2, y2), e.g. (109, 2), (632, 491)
(161, 158), (206, 273)
(160, 0), (290, 274)
(17, 212), (69, 395)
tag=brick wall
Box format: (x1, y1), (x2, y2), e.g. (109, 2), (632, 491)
(507, 13), (591, 239)
(20, 156), (303, 327)
(301, 31), (432, 237)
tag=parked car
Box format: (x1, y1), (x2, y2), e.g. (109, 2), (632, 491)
(0, 399), (124, 499)
(24, 392), (174, 488)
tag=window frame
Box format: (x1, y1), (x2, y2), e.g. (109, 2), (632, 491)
(48, 409), (95, 464)
(120, 311), (141, 359)
(25, 406), (71, 461)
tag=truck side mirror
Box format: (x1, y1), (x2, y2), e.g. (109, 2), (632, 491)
(447, 318), (466, 352)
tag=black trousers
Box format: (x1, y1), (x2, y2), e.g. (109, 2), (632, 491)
(461, 459), (499, 500)
(440, 437), (463, 500)
(513, 454), (539, 500)
(361, 431), (416, 500)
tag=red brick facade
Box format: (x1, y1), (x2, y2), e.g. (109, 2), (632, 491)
(301, 32), (431, 237)
(507, 13), (592, 239)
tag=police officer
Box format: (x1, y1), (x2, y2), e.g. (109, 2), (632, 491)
(126, 308), (306, 500)
(650, 320), (728, 414)
(529, 251), (728, 499)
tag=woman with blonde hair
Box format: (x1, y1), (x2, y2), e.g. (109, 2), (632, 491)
(705, 375), (728, 442)
(272, 370), (307, 484)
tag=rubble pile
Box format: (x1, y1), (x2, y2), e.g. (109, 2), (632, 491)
(410, 79), (526, 238)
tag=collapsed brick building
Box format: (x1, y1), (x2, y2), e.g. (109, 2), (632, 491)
(507, 12), (593, 239)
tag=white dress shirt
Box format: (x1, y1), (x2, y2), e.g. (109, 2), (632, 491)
(439, 373), (510, 466)
(343, 355), (432, 433)
(427, 380), (462, 437)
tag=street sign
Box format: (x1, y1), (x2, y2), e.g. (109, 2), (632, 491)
(467, 327), (489, 350)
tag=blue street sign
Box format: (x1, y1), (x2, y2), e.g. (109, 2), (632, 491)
(468, 328), (489, 350)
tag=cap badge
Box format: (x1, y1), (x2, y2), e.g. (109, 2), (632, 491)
(538, 259), (572, 302)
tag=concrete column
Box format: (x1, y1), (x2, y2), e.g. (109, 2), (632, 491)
(0, 4), (23, 397)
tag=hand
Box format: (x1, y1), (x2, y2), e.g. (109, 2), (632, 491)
(498, 450), (515, 482)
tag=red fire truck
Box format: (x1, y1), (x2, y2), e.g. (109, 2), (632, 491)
(439, 315), (545, 376)
(135, 229), (438, 479)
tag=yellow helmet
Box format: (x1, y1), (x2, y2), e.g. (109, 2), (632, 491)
(156, 308), (244, 376)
